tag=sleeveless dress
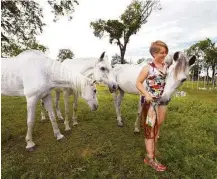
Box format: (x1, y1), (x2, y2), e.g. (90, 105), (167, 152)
(141, 61), (168, 139)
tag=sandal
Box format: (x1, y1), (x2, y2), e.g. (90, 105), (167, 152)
(144, 155), (167, 172)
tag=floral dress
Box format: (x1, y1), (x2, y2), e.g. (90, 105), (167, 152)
(141, 61), (168, 138)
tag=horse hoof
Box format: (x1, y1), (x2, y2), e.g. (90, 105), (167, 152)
(59, 119), (64, 123)
(58, 137), (66, 142)
(118, 123), (124, 127)
(64, 129), (72, 135)
(64, 125), (71, 131)
(134, 128), (140, 133)
(57, 135), (66, 141)
(26, 145), (36, 152)
(40, 119), (47, 123)
(73, 122), (78, 126)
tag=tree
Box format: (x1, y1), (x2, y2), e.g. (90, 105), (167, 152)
(1, 37), (48, 57)
(111, 53), (121, 67)
(48, 0), (79, 22)
(1, 0), (78, 57)
(137, 58), (145, 64)
(198, 39), (217, 87)
(90, 0), (160, 64)
(185, 46), (203, 82)
(137, 57), (152, 64)
(111, 53), (129, 67)
(186, 38), (217, 87)
(57, 49), (74, 62)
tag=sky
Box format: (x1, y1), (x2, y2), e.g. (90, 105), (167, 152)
(37, 0), (217, 63)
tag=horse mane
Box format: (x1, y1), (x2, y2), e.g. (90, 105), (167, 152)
(74, 55), (112, 69)
(174, 52), (188, 79)
(46, 59), (90, 94)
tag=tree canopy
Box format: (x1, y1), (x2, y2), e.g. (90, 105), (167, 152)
(90, 0), (160, 64)
(1, 37), (48, 57)
(57, 49), (74, 62)
(186, 38), (217, 86)
(1, 0), (78, 57)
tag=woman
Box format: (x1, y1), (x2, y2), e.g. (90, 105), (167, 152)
(136, 40), (169, 172)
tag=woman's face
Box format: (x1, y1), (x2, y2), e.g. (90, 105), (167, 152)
(153, 46), (167, 63)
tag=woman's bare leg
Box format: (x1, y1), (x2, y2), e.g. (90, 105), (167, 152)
(144, 104), (167, 171)
(145, 105), (156, 158)
(155, 105), (167, 142)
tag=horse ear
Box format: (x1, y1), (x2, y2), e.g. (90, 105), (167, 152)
(189, 55), (196, 66)
(99, 52), (105, 62)
(173, 51), (179, 61)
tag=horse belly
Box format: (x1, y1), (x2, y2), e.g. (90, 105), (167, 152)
(117, 74), (140, 94)
(1, 74), (24, 96)
(1, 82), (24, 96)
(119, 82), (140, 94)
(1, 88), (24, 96)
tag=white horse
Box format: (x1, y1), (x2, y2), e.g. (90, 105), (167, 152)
(41, 52), (118, 131)
(112, 51), (196, 132)
(1, 50), (98, 151)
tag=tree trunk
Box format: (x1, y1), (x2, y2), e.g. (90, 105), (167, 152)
(192, 70), (194, 89)
(120, 51), (124, 64)
(212, 64), (216, 88)
(206, 66), (209, 85)
(120, 47), (126, 64)
(197, 68), (200, 89)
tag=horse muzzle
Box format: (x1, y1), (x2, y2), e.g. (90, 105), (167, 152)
(91, 104), (98, 111)
(159, 96), (171, 105)
(108, 83), (118, 93)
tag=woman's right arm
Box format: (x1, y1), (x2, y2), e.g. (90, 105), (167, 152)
(136, 66), (153, 103)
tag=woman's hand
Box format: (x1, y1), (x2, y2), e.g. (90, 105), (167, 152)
(144, 93), (153, 103)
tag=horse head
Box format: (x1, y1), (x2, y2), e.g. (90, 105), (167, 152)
(160, 51), (196, 104)
(93, 52), (118, 92)
(80, 78), (98, 111)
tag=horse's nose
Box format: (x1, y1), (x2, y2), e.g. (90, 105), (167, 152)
(92, 104), (98, 111)
(165, 98), (171, 105)
(112, 84), (117, 90)
(95, 104), (98, 110)
(160, 96), (171, 105)
(181, 78), (187, 83)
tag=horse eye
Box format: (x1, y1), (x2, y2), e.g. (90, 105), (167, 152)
(100, 67), (106, 71)
(93, 89), (97, 93)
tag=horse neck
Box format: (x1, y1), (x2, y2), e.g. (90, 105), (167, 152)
(77, 59), (96, 75)
(48, 61), (88, 93)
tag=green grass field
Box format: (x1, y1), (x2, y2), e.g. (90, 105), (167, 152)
(1, 84), (217, 179)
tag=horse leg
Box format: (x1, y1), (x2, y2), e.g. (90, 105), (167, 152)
(134, 96), (143, 133)
(25, 96), (38, 151)
(42, 94), (65, 140)
(55, 90), (64, 122)
(63, 90), (71, 131)
(40, 99), (47, 122)
(72, 92), (79, 126)
(112, 88), (125, 126)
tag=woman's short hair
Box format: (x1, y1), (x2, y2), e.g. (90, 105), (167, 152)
(149, 40), (169, 57)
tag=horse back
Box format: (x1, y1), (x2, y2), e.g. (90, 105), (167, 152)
(114, 65), (142, 94)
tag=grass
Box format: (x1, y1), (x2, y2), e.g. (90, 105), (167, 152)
(1, 83), (217, 179)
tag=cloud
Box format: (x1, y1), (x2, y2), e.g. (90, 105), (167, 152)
(125, 0), (217, 60)
(37, 0), (217, 62)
